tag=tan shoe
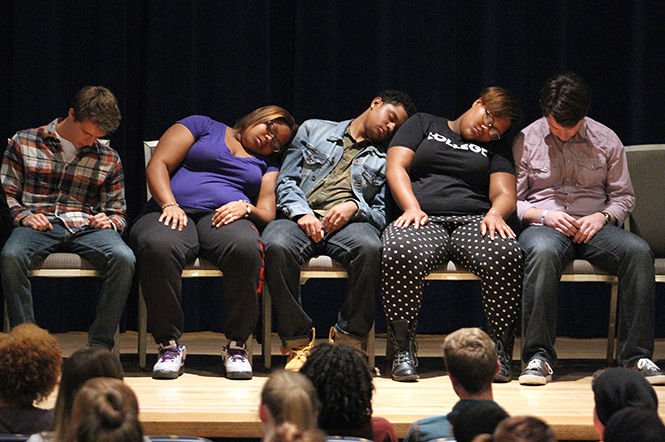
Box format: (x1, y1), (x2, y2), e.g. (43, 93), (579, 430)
(328, 325), (363, 350)
(281, 328), (315, 371)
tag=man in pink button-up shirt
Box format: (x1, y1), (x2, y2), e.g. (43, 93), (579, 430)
(513, 72), (663, 386)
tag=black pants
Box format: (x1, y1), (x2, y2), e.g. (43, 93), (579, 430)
(128, 210), (263, 344)
(381, 215), (522, 343)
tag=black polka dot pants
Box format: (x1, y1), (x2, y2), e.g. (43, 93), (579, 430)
(380, 214), (522, 341)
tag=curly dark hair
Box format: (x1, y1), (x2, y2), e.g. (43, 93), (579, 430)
(0, 323), (61, 405)
(299, 343), (373, 432)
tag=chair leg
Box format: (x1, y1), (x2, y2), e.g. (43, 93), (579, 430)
(606, 280), (619, 365)
(113, 326), (120, 358)
(262, 285), (272, 371)
(246, 334), (254, 362)
(367, 322), (375, 372)
(3, 299), (10, 333)
(138, 287), (148, 370)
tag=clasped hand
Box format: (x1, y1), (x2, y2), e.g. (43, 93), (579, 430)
(542, 210), (605, 243)
(22, 212), (113, 230)
(298, 201), (358, 242)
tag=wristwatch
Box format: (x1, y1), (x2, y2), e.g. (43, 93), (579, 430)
(601, 211), (612, 225)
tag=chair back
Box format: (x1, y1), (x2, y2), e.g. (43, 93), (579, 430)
(148, 436), (213, 442)
(0, 435), (30, 442)
(143, 140), (159, 200)
(625, 144), (665, 256)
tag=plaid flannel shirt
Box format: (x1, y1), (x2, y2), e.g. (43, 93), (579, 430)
(1, 119), (127, 233)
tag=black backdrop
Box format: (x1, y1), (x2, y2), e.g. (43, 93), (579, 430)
(2, 1), (664, 340)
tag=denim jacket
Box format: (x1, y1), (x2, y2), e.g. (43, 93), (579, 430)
(275, 119), (387, 230)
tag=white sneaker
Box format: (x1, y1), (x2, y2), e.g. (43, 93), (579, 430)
(221, 340), (252, 379)
(152, 344), (186, 379)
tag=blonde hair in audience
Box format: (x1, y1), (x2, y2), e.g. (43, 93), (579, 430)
(269, 422), (327, 442)
(65, 377), (143, 442)
(443, 327), (497, 394)
(261, 370), (320, 431)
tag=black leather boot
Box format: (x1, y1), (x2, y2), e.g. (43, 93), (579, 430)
(389, 319), (419, 381)
(493, 331), (514, 383)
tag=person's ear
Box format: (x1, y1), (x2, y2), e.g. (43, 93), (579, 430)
(370, 97), (383, 109)
(259, 404), (270, 423)
(495, 360), (501, 376)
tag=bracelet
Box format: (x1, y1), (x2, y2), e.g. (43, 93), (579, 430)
(161, 202), (179, 210)
(242, 200), (251, 218)
(541, 209), (550, 225)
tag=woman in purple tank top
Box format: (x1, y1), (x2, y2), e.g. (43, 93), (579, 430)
(128, 106), (297, 380)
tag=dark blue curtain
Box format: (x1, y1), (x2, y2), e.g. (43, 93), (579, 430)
(2, 0), (664, 338)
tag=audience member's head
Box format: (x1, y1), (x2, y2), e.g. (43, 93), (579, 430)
(52, 347), (124, 440)
(489, 415), (557, 442)
(591, 367), (658, 439)
(260, 370), (320, 436)
(0, 323), (61, 407)
(603, 406), (665, 442)
(443, 328), (499, 397)
(452, 400), (509, 442)
(268, 422), (327, 442)
(65, 377), (142, 442)
(299, 342), (374, 433)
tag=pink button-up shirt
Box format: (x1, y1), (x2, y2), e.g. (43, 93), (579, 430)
(513, 116), (634, 225)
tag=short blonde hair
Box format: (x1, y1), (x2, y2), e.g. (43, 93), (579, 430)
(443, 328), (497, 393)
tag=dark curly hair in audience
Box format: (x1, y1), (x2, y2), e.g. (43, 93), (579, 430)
(65, 377), (143, 442)
(299, 342), (373, 432)
(0, 323), (61, 406)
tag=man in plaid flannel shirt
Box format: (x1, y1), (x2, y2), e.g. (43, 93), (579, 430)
(0, 86), (135, 349)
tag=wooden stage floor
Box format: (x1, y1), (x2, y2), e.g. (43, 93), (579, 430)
(44, 331), (665, 441)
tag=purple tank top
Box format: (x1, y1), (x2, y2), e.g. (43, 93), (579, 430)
(169, 115), (279, 210)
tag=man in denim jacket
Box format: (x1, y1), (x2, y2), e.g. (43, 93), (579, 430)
(263, 90), (416, 369)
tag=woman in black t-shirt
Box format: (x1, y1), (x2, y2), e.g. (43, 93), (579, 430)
(381, 87), (523, 382)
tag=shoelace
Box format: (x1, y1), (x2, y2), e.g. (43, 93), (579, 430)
(159, 347), (180, 362)
(394, 350), (418, 367)
(526, 359), (552, 374)
(227, 348), (247, 362)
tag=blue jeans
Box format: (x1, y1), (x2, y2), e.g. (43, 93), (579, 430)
(1, 221), (135, 348)
(519, 224), (655, 367)
(262, 219), (381, 348)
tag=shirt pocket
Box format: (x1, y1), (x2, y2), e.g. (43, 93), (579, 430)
(527, 158), (561, 188)
(300, 142), (330, 179)
(575, 153), (606, 188)
(361, 163), (386, 187)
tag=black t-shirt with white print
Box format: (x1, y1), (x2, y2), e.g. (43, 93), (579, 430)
(388, 113), (515, 216)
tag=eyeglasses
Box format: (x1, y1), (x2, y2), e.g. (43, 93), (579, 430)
(483, 110), (501, 141)
(265, 121), (282, 152)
